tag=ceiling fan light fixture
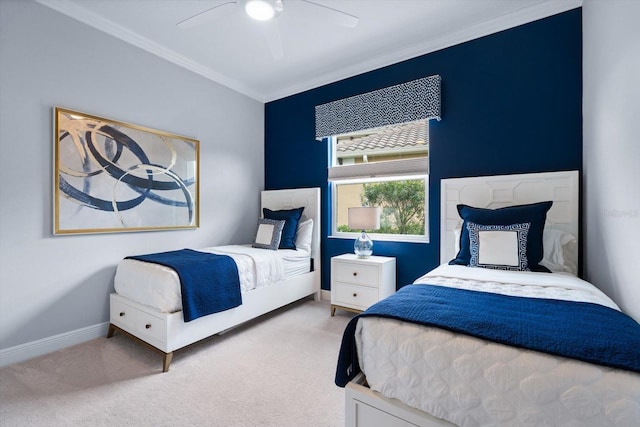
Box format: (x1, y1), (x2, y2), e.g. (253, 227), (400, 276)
(245, 0), (282, 21)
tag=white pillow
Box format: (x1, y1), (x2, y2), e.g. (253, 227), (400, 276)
(467, 222), (531, 271)
(295, 218), (314, 254)
(454, 225), (578, 274)
(540, 229), (577, 275)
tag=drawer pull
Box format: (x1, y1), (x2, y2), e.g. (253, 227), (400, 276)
(353, 272), (357, 276)
(145, 324), (152, 329)
(353, 293), (357, 298)
(119, 312), (125, 317)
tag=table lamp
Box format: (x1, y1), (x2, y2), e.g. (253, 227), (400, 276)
(348, 207), (381, 258)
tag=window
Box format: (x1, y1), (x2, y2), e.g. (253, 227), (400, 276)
(315, 74), (440, 243)
(329, 119), (429, 243)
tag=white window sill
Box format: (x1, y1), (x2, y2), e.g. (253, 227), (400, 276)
(329, 233), (429, 244)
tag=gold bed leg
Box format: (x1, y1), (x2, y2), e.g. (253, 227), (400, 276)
(106, 323), (116, 338)
(163, 352), (174, 373)
(107, 323), (173, 373)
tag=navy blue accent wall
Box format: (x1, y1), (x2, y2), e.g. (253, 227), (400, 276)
(265, 10), (582, 291)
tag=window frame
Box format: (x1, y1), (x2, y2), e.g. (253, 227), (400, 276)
(328, 129), (430, 244)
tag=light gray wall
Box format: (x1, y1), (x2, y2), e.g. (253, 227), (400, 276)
(0, 1), (264, 350)
(583, 0), (640, 321)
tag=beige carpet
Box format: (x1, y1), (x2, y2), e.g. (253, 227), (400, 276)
(0, 298), (356, 427)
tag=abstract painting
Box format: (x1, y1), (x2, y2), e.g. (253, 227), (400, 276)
(54, 107), (199, 234)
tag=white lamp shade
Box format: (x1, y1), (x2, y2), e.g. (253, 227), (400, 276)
(348, 207), (381, 230)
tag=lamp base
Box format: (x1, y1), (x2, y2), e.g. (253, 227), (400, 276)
(354, 231), (373, 259)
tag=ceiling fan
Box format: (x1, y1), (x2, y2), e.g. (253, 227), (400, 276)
(177, 0), (359, 59)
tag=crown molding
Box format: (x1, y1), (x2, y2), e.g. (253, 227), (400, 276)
(36, 0), (582, 103)
(264, 0), (583, 101)
(34, 0), (264, 101)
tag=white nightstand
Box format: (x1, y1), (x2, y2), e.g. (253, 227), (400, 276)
(330, 254), (396, 316)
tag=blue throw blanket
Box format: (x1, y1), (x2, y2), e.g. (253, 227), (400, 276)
(336, 284), (640, 387)
(127, 249), (241, 322)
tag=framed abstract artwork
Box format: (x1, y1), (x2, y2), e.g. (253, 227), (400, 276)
(54, 107), (200, 234)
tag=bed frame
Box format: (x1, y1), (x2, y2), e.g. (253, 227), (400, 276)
(344, 171), (579, 427)
(107, 187), (321, 372)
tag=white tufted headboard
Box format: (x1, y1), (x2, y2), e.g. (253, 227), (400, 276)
(440, 171), (579, 265)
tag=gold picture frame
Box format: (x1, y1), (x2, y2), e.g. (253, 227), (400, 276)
(54, 107), (199, 234)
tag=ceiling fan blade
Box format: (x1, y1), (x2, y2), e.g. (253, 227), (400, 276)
(299, 0), (359, 28)
(177, 1), (238, 29)
(261, 20), (284, 59)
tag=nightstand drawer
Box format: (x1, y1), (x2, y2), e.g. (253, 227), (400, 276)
(334, 282), (379, 309)
(334, 262), (379, 287)
(330, 254), (396, 316)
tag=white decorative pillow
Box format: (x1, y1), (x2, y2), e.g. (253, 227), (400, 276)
(467, 221), (531, 271)
(456, 225), (578, 274)
(295, 218), (314, 254)
(540, 229), (578, 275)
(252, 219), (285, 250)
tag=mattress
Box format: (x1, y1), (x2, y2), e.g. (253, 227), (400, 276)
(114, 245), (310, 313)
(355, 265), (640, 427)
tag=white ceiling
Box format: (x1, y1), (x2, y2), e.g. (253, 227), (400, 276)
(36, 0), (581, 102)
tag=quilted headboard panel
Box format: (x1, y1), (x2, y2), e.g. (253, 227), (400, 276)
(440, 171), (579, 264)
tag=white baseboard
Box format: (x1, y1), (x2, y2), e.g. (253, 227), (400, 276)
(0, 322), (110, 369)
(2, 293), (333, 369)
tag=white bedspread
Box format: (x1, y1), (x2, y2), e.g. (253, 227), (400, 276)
(415, 264), (620, 310)
(114, 245), (308, 313)
(356, 265), (640, 427)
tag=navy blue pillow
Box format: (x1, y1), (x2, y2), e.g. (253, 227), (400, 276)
(263, 207), (304, 250)
(449, 201), (553, 272)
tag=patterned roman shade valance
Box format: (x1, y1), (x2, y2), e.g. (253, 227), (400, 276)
(315, 74), (441, 140)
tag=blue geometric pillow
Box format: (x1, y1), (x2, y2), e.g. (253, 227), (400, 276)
(450, 201), (552, 272)
(467, 222), (531, 271)
(263, 207), (304, 250)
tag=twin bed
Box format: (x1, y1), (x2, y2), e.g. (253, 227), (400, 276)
(107, 187), (321, 372)
(107, 173), (639, 427)
(337, 171), (640, 427)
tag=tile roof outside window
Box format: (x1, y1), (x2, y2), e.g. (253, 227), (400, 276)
(336, 120), (428, 154)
